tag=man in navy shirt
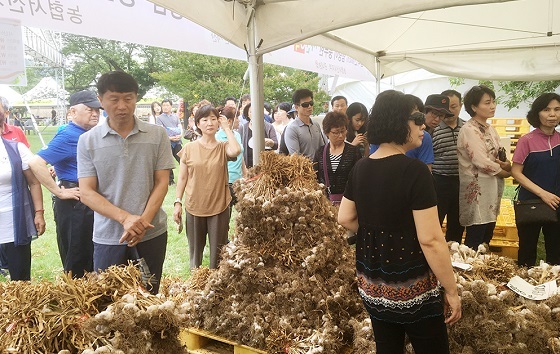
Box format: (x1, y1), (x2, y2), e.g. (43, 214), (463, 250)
(29, 90), (100, 278)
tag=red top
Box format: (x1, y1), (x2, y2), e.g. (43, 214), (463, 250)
(2, 122), (30, 147)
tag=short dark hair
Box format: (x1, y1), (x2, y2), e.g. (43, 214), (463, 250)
(442, 89), (462, 102)
(224, 96), (237, 104)
(404, 94), (424, 113)
(464, 85), (495, 117)
(243, 102), (252, 121)
(273, 102), (292, 120)
(368, 90), (415, 145)
(161, 98), (173, 106)
(194, 104), (219, 134)
(345, 102), (368, 134)
(526, 92), (560, 128)
(292, 88), (314, 104)
(241, 94), (251, 103)
(97, 71), (138, 96)
(330, 95), (347, 106)
(264, 102), (272, 114)
(322, 111), (348, 134)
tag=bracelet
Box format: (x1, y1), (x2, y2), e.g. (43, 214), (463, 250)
(35, 209), (45, 213)
(174, 198), (182, 205)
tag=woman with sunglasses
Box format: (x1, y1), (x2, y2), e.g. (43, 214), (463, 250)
(457, 85), (511, 249)
(313, 111), (361, 205)
(338, 90), (460, 354)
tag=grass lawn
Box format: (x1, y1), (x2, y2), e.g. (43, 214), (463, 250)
(9, 126), (220, 282)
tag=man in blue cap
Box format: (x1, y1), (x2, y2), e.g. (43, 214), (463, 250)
(28, 90), (100, 278)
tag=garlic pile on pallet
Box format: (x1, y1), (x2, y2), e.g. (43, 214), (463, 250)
(180, 152), (366, 353)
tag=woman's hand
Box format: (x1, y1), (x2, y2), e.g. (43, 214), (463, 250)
(444, 291), (462, 325)
(351, 133), (367, 146)
(218, 115), (230, 130)
(34, 213), (46, 236)
(173, 202), (183, 226)
(496, 158), (512, 172)
(539, 190), (560, 210)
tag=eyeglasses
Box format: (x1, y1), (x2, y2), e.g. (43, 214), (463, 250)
(329, 129), (347, 136)
(298, 101), (314, 108)
(409, 112), (426, 126)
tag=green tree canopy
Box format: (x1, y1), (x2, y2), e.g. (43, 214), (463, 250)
(152, 51), (328, 112)
(62, 34), (169, 99)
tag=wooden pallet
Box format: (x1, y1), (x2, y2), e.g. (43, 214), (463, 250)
(180, 328), (267, 354)
(180, 328), (353, 354)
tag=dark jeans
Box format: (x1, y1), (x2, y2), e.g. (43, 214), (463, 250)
(54, 197), (94, 278)
(371, 314), (449, 354)
(3, 242), (31, 281)
(0, 244), (8, 269)
(93, 232), (167, 294)
(169, 143), (182, 184)
(433, 174), (464, 243)
(517, 221), (560, 267)
(464, 222), (496, 249)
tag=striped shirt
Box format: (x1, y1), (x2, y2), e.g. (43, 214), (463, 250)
(330, 153), (342, 171)
(432, 119), (464, 176)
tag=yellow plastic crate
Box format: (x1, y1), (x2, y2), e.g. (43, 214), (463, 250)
(180, 328), (267, 354)
(488, 239), (519, 260)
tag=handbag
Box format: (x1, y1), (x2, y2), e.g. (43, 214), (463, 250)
(514, 188), (558, 225)
(322, 144), (343, 205)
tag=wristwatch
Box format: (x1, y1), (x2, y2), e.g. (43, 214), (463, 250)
(174, 198), (182, 205)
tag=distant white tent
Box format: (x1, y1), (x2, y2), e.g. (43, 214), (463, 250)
(0, 85), (24, 106)
(21, 77), (68, 105)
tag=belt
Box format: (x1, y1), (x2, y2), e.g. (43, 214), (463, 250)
(59, 180), (79, 188)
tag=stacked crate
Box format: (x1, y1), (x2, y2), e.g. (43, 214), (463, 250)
(442, 199), (519, 259)
(488, 199), (519, 259)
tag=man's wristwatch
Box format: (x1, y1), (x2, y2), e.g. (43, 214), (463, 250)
(174, 198), (182, 205)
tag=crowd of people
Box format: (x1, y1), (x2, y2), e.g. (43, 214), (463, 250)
(0, 69), (559, 353)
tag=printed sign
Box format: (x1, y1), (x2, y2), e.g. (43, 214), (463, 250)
(0, 18), (26, 85)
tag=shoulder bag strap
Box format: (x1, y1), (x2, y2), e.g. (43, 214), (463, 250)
(322, 144), (331, 193)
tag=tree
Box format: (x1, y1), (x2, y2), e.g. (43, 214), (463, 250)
(62, 34), (169, 98)
(152, 52), (328, 112)
(450, 78), (560, 110)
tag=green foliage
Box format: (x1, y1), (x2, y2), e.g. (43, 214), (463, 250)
(62, 34), (169, 98)
(449, 77), (560, 110)
(152, 51), (328, 109)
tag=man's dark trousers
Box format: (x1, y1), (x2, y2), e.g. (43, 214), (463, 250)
(54, 197), (94, 278)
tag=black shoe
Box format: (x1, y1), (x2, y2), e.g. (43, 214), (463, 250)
(0, 269), (8, 277)
(169, 181), (175, 186)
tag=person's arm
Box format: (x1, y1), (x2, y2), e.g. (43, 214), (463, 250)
(133, 168), (169, 239)
(338, 197), (358, 233)
(413, 206), (461, 325)
(219, 115), (242, 158)
(23, 169), (46, 236)
(173, 154), (189, 226)
(283, 125), (300, 155)
(79, 176), (154, 245)
(28, 155), (80, 200)
(265, 124), (279, 150)
(512, 162), (560, 210)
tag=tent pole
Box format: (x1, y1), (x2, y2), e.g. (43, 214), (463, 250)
(375, 57), (381, 95)
(247, 8), (265, 166)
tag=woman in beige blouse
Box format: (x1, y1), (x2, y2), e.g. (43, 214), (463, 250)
(457, 85), (511, 249)
(173, 104), (241, 269)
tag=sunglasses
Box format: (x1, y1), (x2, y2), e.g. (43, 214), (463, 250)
(298, 101), (314, 108)
(409, 112), (426, 126)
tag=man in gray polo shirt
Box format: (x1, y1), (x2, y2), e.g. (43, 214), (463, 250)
(283, 88), (326, 159)
(77, 71), (175, 293)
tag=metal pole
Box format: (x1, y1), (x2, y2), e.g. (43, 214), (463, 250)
(375, 57), (381, 95)
(247, 8), (265, 165)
